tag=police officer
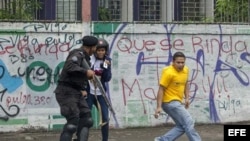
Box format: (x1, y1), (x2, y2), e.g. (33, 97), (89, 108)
(54, 35), (98, 141)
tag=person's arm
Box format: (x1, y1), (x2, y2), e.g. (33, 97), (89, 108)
(154, 85), (165, 118)
(184, 82), (190, 109)
(154, 67), (170, 118)
(64, 50), (88, 76)
(101, 58), (112, 82)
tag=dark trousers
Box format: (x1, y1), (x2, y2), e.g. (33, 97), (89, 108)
(86, 94), (109, 141)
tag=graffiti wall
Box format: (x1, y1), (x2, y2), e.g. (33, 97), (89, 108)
(0, 22), (250, 132)
(0, 22), (82, 131)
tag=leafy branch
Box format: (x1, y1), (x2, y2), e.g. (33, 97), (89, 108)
(0, 0), (42, 20)
(214, 0), (249, 22)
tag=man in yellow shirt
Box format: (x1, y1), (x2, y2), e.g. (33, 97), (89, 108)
(154, 52), (201, 141)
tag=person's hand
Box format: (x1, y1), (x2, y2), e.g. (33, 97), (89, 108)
(102, 60), (110, 69)
(81, 91), (87, 97)
(86, 69), (95, 79)
(154, 107), (162, 119)
(185, 99), (190, 109)
(104, 60), (110, 65)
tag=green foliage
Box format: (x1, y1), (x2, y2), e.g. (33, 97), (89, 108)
(201, 17), (214, 23)
(0, 0), (42, 20)
(214, 0), (249, 22)
(98, 7), (111, 21)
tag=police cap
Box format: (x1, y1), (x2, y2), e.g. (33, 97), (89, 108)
(82, 35), (98, 47)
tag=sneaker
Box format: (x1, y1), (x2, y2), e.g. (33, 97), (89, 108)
(154, 137), (161, 141)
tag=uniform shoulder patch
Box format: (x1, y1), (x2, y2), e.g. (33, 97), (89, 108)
(72, 56), (78, 62)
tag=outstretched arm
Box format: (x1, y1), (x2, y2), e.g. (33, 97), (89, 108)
(154, 85), (165, 118)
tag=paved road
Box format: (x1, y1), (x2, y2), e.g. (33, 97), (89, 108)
(1, 122), (249, 141)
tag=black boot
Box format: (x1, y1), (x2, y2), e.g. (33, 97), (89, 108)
(78, 127), (89, 141)
(60, 124), (77, 141)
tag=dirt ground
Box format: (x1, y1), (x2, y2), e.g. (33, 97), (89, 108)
(0, 122), (249, 141)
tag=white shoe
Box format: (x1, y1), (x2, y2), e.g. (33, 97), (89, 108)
(154, 137), (161, 141)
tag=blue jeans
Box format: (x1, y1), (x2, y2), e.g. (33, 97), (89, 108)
(157, 101), (201, 141)
(86, 94), (109, 141)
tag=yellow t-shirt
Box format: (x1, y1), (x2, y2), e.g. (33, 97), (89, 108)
(160, 65), (189, 103)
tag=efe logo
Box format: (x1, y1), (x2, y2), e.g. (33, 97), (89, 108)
(228, 129), (246, 136)
(224, 125), (250, 141)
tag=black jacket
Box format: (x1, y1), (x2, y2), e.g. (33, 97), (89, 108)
(54, 48), (90, 94)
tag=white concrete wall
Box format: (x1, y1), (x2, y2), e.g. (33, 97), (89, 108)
(0, 22), (250, 132)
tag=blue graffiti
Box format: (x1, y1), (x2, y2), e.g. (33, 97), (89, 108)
(163, 24), (177, 61)
(208, 25), (249, 123)
(215, 59), (249, 85)
(108, 23), (128, 57)
(206, 24), (223, 123)
(136, 52), (169, 75)
(108, 23), (129, 128)
(187, 49), (205, 103)
(240, 52), (250, 64)
(135, 24), (176, 75)
(136, 24), (177, 74)
(195, 49), (205, 76)
(0, 59), (23, 93)
(108, 23), (249, 124)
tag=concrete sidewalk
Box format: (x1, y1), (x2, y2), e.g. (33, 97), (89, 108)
(0, 123), (230, 141)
